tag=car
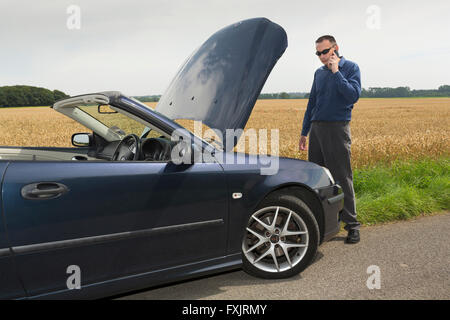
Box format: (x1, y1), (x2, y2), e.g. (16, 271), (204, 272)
(0, 17), (343, 299)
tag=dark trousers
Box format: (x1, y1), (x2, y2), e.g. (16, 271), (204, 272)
(308, 121), (360, 231)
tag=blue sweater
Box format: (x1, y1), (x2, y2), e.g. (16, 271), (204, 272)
(301, 57), (361, 136)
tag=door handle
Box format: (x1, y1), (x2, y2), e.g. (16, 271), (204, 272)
(72, 155), (88, 161)
(21, 182), (69, 200)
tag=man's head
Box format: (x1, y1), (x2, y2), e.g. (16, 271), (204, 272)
(315, 35), (339, 66)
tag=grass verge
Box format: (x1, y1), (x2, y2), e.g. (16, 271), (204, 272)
(354, 157), (449, 225)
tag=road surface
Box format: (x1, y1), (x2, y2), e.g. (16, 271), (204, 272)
(119, 212), (450, 300)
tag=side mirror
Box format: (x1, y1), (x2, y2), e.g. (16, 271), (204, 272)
(72, 133), (92, 147)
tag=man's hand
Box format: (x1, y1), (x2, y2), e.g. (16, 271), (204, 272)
(328, 53), (340, 73)
(299, 135), (307, 151)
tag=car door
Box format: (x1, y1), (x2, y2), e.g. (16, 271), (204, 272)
(1, 160), (228, 298)
(0, 162), (27, 299)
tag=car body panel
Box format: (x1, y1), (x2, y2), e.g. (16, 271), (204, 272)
(0, 162), (27, 299)
(2, 161), (228, 297)
(0, 146), (96, 161)
(156, 18), (288, 148)
(30, 253), (242, 299)
(216, 153), (342, 253)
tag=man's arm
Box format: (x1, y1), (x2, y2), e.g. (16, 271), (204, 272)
(333, 64), (361, 104)
(301, 77), (316, 137)
(299, 76), (316, 151)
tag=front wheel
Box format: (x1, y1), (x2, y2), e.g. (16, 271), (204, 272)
(241, 192), (320, 279)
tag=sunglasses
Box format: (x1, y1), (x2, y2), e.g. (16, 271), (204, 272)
(316, 47), (334, 56)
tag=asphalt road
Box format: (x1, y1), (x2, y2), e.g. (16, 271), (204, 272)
(119, 212), (450, 300)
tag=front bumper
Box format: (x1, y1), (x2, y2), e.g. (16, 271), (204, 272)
(315, 184), (344, 242)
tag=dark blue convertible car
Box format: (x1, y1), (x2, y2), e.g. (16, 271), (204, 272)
(0, 18), (343, 299)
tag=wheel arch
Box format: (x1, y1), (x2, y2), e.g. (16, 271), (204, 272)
(257, 184), (326, 244)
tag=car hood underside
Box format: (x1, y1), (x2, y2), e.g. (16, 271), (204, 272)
(156, 17), (288, 148)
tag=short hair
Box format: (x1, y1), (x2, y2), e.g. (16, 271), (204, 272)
(316, 35), (336, 45)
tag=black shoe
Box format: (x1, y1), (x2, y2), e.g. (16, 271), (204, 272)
(345, 229), (360, 244)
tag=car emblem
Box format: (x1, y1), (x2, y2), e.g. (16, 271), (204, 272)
(232, 192), (242, 199)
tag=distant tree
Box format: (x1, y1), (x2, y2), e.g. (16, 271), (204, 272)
(5, 87), (26, 106)
(390, 86), (411, 97)
(0, 91), (7, 107)
(53, 90), (69, 101)
(0, 85), (70, 107)
(134, 95), (161, 103)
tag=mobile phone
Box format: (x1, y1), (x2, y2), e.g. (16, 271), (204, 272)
(328, 49), (340, 69)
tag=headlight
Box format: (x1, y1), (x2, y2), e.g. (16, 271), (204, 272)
(322, 167), (335, 184)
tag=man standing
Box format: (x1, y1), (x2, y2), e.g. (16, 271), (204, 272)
(299, 35), (361, 243)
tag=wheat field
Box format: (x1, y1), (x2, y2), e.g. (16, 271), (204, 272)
(244, 98), (450, 168)
(0, 98), (449, 168)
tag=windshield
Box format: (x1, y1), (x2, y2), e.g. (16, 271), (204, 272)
(78, 104), (147, 138)
(125, 97), (222, 150)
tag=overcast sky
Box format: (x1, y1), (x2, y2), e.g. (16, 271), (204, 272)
(1, 0), (449, 96)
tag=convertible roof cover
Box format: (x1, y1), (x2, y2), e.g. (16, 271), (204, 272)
(53, 91), (124, 109)
(156, 17), (288, 147)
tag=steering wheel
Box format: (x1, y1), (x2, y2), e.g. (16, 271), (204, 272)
(112, 134), (141, 161)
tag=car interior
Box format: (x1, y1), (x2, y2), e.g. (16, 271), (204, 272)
(0, 103), (180, 162)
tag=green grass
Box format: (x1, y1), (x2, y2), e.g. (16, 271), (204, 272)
(354, 157), (450, 225)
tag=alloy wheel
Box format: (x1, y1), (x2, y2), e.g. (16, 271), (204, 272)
(242, 206), (309, 273)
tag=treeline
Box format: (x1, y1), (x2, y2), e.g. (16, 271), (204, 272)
(259, 92), (307, 99)
(134, 95), (161, 102)
(361, 85), (450, 98)
(134, 93), (308, 102)
(2, 84), (448, 107)
(259, 85), (450, 99)
(0, 85), (70, 107)
(120, 85), (450, 102)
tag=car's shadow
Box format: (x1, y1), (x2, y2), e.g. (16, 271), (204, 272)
(329, 236), (346, 242)
(114, 250), (326, 300)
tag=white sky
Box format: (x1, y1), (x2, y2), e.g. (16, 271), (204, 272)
(0, 0), (449, 96)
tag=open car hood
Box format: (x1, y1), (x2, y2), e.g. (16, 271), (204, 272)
(156, 17), (287, 149)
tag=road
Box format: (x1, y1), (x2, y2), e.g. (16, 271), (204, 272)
(119, 212), (450, 300)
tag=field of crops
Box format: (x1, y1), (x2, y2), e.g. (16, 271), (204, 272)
(0, 98), (449, 168)
(244, 98), (450, 168)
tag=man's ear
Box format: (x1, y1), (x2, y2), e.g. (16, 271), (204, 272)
(335, 44), (339, 52)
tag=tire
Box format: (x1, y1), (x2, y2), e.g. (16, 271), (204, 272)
(241, 191), (320, 279)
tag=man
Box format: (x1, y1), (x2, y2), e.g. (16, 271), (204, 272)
(299, 35), (361, 244)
